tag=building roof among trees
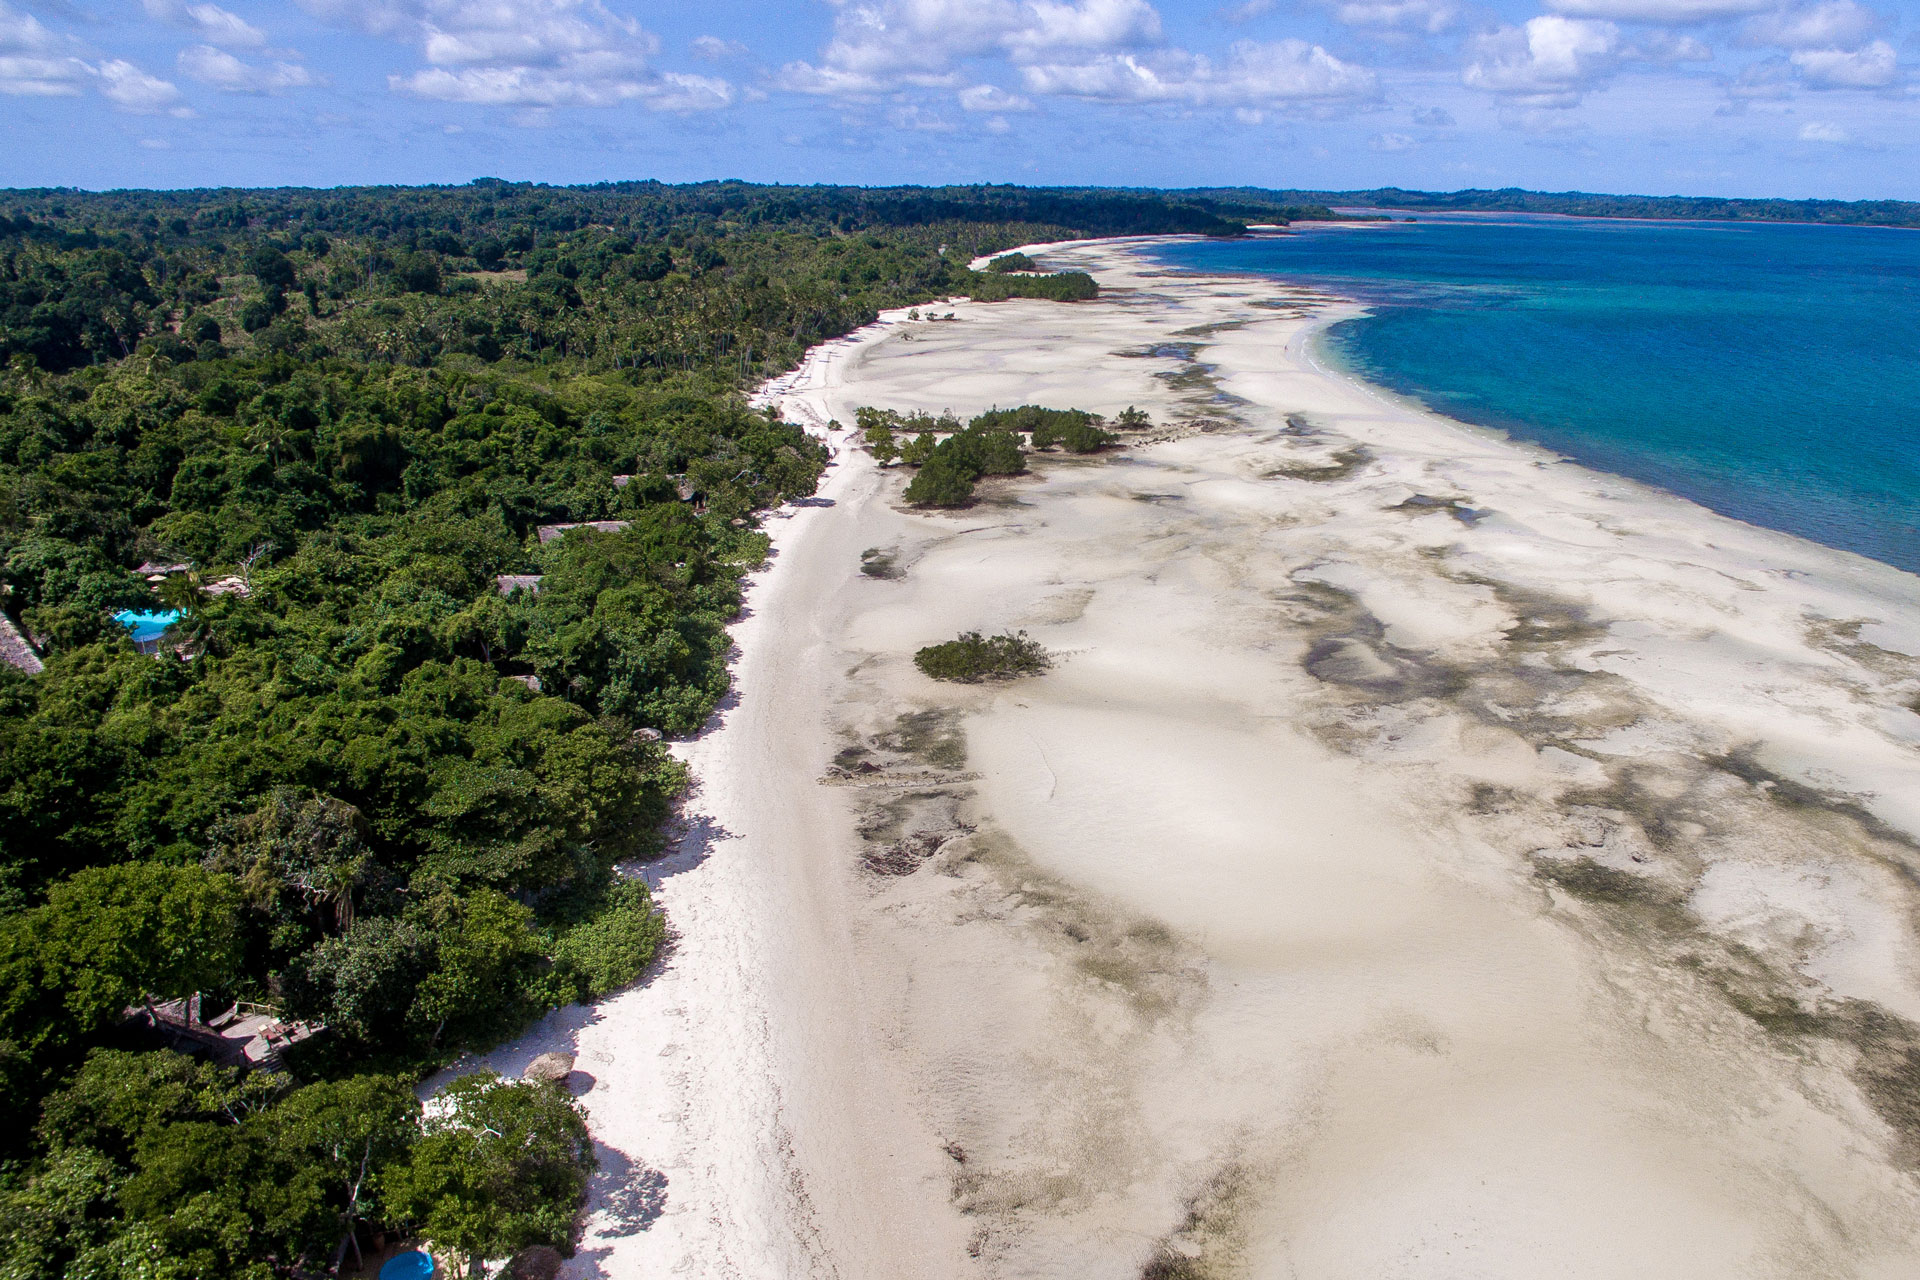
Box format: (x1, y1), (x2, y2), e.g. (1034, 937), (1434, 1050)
(0, 613), (43, 675)
(535, 520), (630, 544)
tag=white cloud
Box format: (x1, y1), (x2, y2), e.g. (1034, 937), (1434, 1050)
(1464, 16), (1620, 105)
(178, 44), (323, 92)
(1, 1), (55, 52)
(97, 56), (191, 113)
(691, 34), (746, 60)
(302, 0), (731, 109)
(0, 54), (88, 94)
(1412, 104), (1454, 123)
(645, 70), (733, 111)
(0, 0), (93, 96)
(395, 62), (731, 110)
(0, 1), (89, 95)
(1008, 0), (1162, 56)
(1798, 119), (1848, 139)
(1627, 30), (1712, 61)
(1370, 129), (1414, 149)
(782, 0), (1165, 95)
(1791, 38), (1897, 86)
(142, 0), (268, 48)
(1329, 0), (1456, 34)
(1726, 52), (1792, 95)
(888, 102), (956, 129)
(1543, 0), (1771, 22)
(1020, 38), (1375, 104)
(958, 81), (1032, 110)
(1744, 0), (1880, 50)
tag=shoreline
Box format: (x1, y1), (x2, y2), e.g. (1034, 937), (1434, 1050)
(1124, 228), (1920, 582)
(472, 238), (1920, 1279)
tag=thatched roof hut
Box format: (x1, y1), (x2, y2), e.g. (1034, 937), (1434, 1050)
(535, 520), (629, 545)
(0, 613), (43, 675)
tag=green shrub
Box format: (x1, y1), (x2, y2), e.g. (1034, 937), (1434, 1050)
(972, 404), (1098, 437)
(959, 269), (1098, 302)
(238, 298), (276, 332)
(1054, 421), (1118, 453)
(551, 879), (665, 1001)
(988, 252), (1037, 273)
(864, 421), (899, 465)
(902, 453), (977, 506)
(944, 425), (1025, 477)
(900, 424), (1027, 506)
(899, 432), (935, 466)
(914, 630), (1051, 682)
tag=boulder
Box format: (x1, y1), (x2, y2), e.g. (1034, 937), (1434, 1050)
(523, 1051), (575, 1084)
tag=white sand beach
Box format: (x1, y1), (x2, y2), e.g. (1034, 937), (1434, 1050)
(466, 239), (1920, 1279)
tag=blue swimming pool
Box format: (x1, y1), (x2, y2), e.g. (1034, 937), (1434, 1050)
(112, 609), (181, 643)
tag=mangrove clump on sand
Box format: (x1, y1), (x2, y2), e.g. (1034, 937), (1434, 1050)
(903, 423), (1027, 506)
(914, 630), (1051, 682)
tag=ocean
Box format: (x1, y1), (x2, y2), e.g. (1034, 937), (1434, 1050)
(1142, 213), (1920, 575)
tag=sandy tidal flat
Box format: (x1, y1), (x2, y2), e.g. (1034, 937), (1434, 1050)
(492, 240), (1920, 1279)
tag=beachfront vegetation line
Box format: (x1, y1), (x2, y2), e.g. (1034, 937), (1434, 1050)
(0, 179), (1252, 1278)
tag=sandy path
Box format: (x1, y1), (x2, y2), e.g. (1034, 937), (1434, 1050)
(462, 243), (1920, 1280)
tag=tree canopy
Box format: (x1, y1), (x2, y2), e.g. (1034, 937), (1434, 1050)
(0, 179), (1239, 1276)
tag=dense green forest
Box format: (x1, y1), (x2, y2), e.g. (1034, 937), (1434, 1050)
(1188, 185), (1920, 228)
(0, 179), (1260, 1278)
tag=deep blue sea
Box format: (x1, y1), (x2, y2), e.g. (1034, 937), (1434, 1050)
(1142, 214), (1920, 576)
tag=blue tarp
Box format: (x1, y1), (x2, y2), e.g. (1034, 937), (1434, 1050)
(378, 1251), (435, 1280)
(112, 609), (182, 644)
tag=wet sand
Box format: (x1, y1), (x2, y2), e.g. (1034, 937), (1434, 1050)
(483, 238), (1920, 1279)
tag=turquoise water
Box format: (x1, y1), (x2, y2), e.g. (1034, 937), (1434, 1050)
(1143, 215), (1920, 575)
(113, 609), (181, 643)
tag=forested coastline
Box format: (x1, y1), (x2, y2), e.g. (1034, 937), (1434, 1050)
(1198, 184), (1920, 228)
(0, 180), (1267, 1278)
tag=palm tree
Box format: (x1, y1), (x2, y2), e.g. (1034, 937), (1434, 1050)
(246, 420), (294, 468)
(156, 571), (211, 653)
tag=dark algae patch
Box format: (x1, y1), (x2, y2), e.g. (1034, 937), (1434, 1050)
(1264, 444), (1372, 482)
(1393, 493), (1488, 525)
(1139, 1162), (1252, 1280)
(878, 707), (969, 770)
(860, 546), (904, 579)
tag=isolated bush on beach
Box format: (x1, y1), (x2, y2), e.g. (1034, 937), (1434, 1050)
(959, 269), (1098, 303)
(988, 252), (1037, 273)
(902, 424), (1026, 506)
(864, 420), (900, 466)
(899, 432), (936, 467)
(946, 426), (1026, 477)
(914, 631), (1051, 682)
(1032, 419), (1117, 453)
(903, 452), (977, 506)
(970, 404), (1097, 436)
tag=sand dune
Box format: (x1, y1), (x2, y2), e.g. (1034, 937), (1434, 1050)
(482, 239), (1920, 1279)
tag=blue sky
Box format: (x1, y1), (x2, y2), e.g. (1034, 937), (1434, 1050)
(2, 0), (1916, 197)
